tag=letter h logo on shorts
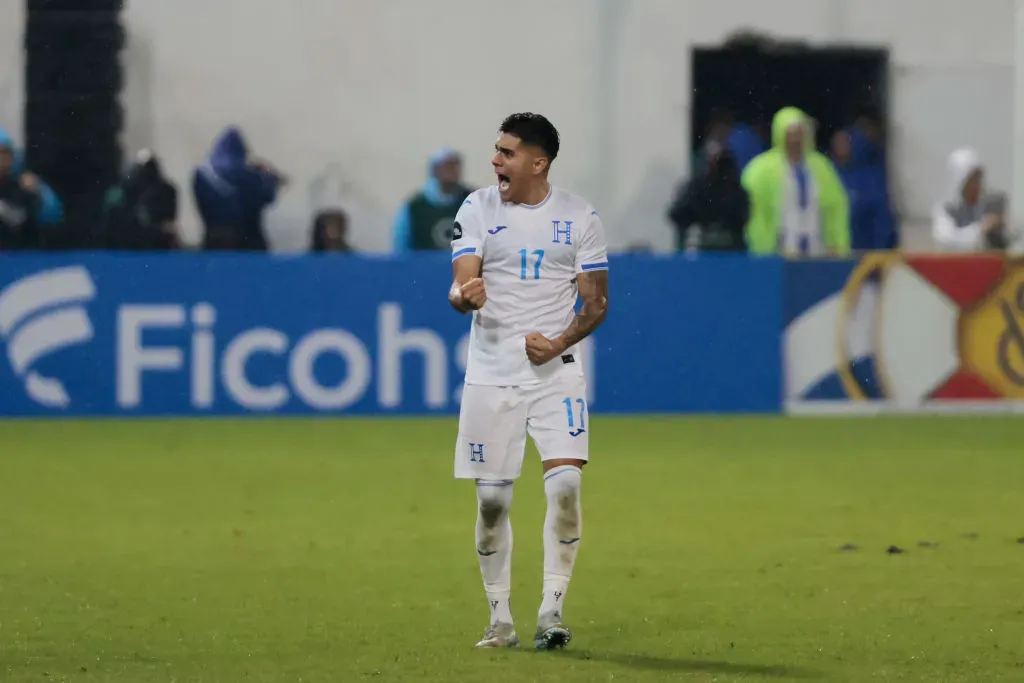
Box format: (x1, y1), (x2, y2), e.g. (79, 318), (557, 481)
(469, 442), (486, 463)
(551, 220), (572, 245)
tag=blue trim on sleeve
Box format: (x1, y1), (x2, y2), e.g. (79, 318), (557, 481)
(452, 247), (478, 261)
(580, 261), (608, 271)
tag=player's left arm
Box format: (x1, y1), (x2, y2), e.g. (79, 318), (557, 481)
(534, 212), (609, 361)
(553, 268), (608, 352)
(555, 213), (609, 349)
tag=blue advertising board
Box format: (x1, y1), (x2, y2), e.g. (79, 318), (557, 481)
(0, 252), (783, 417)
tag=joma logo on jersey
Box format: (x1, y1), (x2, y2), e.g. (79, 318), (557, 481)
(551, 220), (573, 245)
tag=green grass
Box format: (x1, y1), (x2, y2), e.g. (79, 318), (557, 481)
(1, 416), (1023, 682)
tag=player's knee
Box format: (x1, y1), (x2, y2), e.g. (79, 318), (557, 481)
(544, 465), (582, 531)
(476, 481), (513, 529)
(479, 499), (505, 529)
(544, 465), (582, 498)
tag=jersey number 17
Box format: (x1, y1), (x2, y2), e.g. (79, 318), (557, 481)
(519, 249), (545, 280)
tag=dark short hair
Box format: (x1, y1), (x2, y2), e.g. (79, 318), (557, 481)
(499, 113), (560, 162)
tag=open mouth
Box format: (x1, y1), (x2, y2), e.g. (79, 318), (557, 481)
(497, 174), (510, 192)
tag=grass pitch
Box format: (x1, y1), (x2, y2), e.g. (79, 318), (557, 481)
(1, 416), (1022, 682)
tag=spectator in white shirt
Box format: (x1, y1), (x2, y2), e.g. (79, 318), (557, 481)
(932, 148), (1011, 251)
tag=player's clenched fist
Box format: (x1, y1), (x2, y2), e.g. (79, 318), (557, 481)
(456, 277), (487, 309)
(525, 332), (563, 366)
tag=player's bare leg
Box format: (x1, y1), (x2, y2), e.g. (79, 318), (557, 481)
(474, 479), (519, 648)
(535, 457), (585, 650)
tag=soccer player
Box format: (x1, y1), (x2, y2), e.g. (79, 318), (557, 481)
(447, 113), (610, 650)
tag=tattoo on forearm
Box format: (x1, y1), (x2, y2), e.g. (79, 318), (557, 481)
(559, 270), (609, 348)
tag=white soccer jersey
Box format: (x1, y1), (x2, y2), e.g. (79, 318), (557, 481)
(451, 185), (609, 386)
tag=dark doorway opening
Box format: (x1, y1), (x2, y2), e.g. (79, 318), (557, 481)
(691, 37), (889, 159)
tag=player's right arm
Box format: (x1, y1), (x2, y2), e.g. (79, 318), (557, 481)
(449, 197), (486, 314)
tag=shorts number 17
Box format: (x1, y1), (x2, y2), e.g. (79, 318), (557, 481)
(563, 397), (586, 437)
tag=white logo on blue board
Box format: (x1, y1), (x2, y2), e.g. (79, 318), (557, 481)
(0, 266), (96, 408)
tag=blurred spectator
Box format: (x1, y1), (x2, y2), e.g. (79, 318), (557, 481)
(932, 147), (1013, 251)
(0, 125), (64, 245)
(392, 148), (472, 252)
(193, 126), (285, 251)
(0, 136), (40, 249)
(311, 208), (352, 252)
(0, 126), (63, 229)
(691, 110), (731, 177)
(727, 119), (769, 173)
(741, 106), (849, 257)
(100, 149), (180, 250)
(668, 143), (749, 252)
(693, 109), (767, 177)
(830, 128), (897, 250)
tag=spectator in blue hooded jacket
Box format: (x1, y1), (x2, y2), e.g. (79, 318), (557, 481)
(830, 127), (897, 250)
(392, 148), (473, 252)
(0, 126), (64, 228)
(193, 126), (285, 251)
(726, 121), (769, 172)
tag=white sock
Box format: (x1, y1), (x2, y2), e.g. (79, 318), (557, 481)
(539, 465), (583, 623)
(476, 480), (514, 626)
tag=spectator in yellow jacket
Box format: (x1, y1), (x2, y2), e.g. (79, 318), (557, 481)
(741, 107), (850, 257)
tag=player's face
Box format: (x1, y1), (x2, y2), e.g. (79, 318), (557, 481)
(492, 133), (546, 203)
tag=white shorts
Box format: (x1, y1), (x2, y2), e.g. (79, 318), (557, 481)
(453, 375), (590, 481)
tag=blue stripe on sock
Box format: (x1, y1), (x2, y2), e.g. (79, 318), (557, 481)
(476, 480), (513, 487)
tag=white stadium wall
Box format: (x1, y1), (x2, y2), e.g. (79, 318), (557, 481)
(0, 0), (1017, 250)
(0, 0), (25, 145)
